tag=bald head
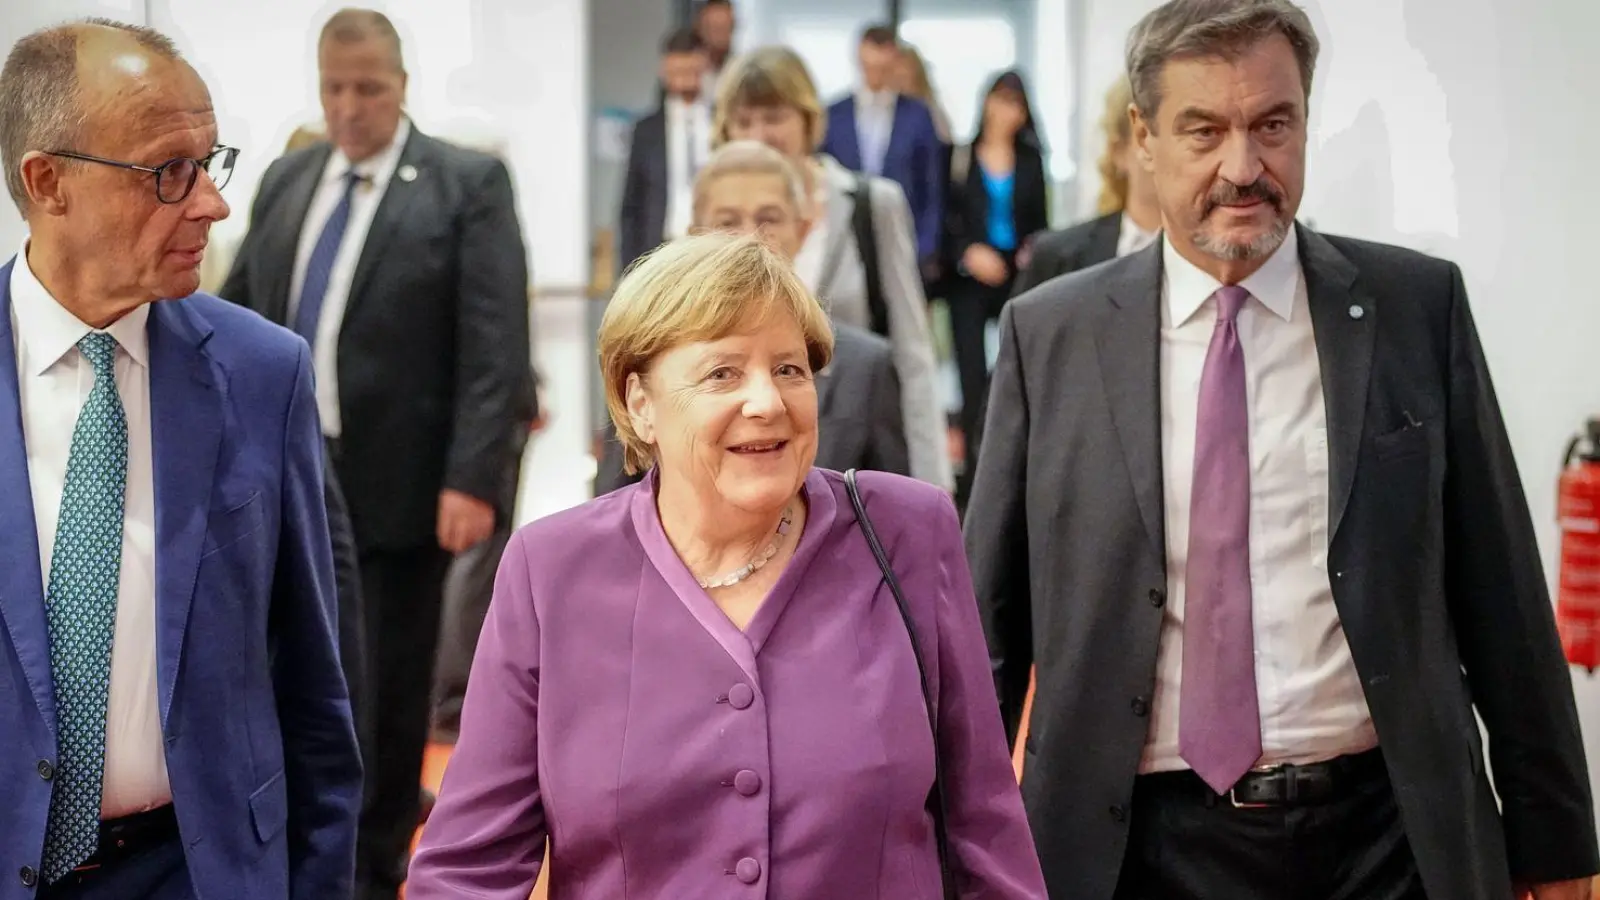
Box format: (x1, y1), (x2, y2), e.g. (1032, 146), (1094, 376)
(0, 18), (193, 211)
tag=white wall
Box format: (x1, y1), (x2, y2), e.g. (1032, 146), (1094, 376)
(1, 0), (589, 292)
(159, 0), (590, 292)
(1076, 0), (1600, 805)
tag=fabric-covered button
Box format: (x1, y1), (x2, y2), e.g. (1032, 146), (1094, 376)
(735, 857), (761, 884)
(734, 770), (762, 796)
(727, 683), (754, 710)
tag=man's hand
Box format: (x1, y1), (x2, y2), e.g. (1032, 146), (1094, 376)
(1515, 878), (1595, 900)
(437, 489), (494, 554)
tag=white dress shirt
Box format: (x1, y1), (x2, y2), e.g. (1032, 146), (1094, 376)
(665, 97), (711, 241)
(854, 89), (897, 176)
(1116, 213), (1160, 258)
(10, 241), (172, 818)
(1141, 226), (1379, 774)
(288, 117), (411, 438)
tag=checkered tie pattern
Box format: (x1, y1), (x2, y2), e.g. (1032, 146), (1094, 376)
(41, 332), (128, 883)
(293, 170), (364, 345)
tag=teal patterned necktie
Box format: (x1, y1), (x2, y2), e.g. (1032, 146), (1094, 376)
(41, 332), (128, 883)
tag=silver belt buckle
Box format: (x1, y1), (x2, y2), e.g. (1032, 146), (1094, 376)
(1228, 763), (1284, 809)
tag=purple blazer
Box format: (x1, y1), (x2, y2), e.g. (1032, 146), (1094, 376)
(407, 468), (1046, 899)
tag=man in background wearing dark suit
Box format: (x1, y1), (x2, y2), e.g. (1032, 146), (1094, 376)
(966, 1), (1597, 899)
(821, 24), (945, 268)
(1012, 76), (1161, 296)
(618, 28), (710, 275)
(219, 9), (533, 899)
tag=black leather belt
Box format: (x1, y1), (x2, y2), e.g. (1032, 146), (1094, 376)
(1143, 748), (1387, 809)
(48, 804), (179, 889)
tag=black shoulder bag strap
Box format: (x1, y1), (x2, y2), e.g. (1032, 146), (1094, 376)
(844, 469), (956, 899)
(850, 175), (892, 339)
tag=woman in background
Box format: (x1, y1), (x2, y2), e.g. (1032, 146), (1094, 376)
(713, 46), (953, 493)
(406, 232), (1046, 899)
(943, 70), (1048, 464)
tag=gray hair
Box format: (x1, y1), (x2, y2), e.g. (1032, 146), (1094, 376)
(320, 8), (405, 73)
(0, 18), (180, 212)
(1126, 0), (1319, 128)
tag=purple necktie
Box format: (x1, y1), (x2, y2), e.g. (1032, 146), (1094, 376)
(1179, 284), (1263, 794)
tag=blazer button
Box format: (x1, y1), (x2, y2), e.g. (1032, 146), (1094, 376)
(733, 770), (762, 797)
(19, 867), (37, 888)
(1148, 588), (1166, 608)
(735, 857), (761, 884)
(727, 684), (754, 710)
(1109, 805), (1128, 824)
(37, 759), (54, 781)
(1131, 697), (1149, 717)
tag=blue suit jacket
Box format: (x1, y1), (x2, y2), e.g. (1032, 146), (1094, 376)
(820, 94), (946, 262)
(0, 260), (362, 900)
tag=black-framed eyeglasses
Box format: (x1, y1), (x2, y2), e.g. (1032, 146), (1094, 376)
(45, 145), (239, 204)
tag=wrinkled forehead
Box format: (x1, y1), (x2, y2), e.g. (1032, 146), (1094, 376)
(77, 46), (215, 156)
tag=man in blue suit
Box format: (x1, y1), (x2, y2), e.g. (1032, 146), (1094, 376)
(0, 18), (362, 900)
(820, 23), (946, 267)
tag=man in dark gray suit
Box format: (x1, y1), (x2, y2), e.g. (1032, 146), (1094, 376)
(219, 9), (532, 899)
(596, 322), (907, 493)
(617, 28), (709, 276)
(965, 2), (1598, 899)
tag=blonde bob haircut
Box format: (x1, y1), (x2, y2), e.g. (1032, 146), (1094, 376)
(691, 140), (808, 223)
(1095, 77), (1135, 216)
(599, 232), (835, 475)
(711, 46), (827, 152)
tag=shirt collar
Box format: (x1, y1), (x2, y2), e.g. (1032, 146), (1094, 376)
(326, 116), (411, 188)
(9, 238), (151, 375)
(1117, 213), (1160, 257)
(1162, 223), (1301, 326)
(857, 88), (897, 110)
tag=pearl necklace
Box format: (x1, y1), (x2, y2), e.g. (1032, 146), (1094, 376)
(696, 505), (795, 589)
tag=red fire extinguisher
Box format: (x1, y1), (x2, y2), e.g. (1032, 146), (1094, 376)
(1557, 417), (1600, 672)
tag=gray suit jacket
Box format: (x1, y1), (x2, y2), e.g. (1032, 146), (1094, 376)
(811, 155), (951, 490)
(965, 227), (1598, 900)
(1009, 210), (1122, 297)
(594, 322), (908, 494)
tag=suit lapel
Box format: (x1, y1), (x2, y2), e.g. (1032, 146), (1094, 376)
(831, 103), (862, 171)
(1088, 212), (1122, 267)
(0, 260), (55, 736)
(1096, 242), (1167, 558)
(147, 300), (222, 728)
(262, 146), (331, 325)
(886, 97), (914, 174)
(814, 162), (857, 300)
(1298, 228), (1373, 538)
(815, 350), (839, 416)
(345, 129), (429, 319)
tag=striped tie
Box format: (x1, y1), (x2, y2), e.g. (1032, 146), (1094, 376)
(41, 332), (128, 883)
(293, 171), (365, 344)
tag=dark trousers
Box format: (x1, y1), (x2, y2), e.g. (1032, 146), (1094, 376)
(38, 837), (190, 900)
(948, 270), (1014, 471)
(1113, 756), (1426, 900)
(355, 544), (453, 899)
(430, 525), (513, 740)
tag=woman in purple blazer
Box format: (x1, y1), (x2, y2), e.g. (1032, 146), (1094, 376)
(406, 232), (1046, 899)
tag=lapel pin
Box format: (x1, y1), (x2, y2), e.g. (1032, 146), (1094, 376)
(1348, 304), (1365, 320)
(397, 164), (418, 183)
